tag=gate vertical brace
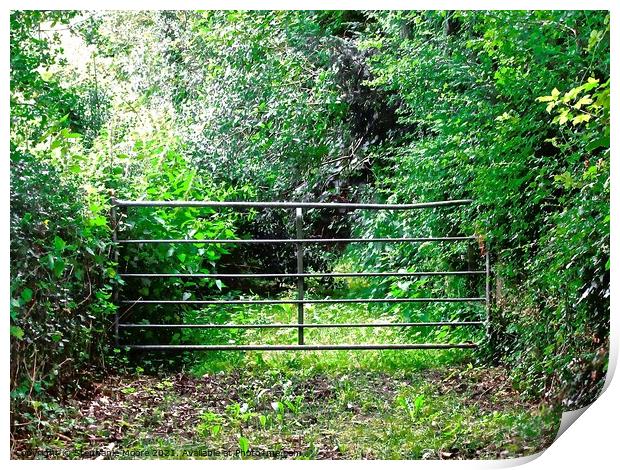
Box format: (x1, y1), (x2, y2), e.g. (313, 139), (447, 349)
(295, 207), (305, 345)
(111, 198), (120, 346)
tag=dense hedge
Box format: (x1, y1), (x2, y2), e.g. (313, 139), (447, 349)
(10, 11), (115, 402)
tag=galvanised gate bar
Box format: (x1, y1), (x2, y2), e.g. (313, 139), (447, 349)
(111, 199), (490, 351)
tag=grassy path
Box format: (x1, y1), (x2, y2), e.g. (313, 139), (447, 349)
(12, 355), (561, 460)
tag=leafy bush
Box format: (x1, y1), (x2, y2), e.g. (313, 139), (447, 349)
(10, 11), (117, 402)
(352, 10), (610, 407)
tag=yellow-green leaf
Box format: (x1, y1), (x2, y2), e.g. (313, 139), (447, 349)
(572, 114), (591, 125)
(574, 95), (593, 109)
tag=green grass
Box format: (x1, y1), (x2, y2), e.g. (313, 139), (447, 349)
(181, 299), (485, 375)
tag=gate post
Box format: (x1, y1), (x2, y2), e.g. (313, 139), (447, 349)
(295, 208), (305, 345)
(111, 197), (120, 346)
(485, 245), (494, 355)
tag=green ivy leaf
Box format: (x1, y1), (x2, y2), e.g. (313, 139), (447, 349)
(21, 288), (33, 303)
(53, 235), (66, 252)
(52, 258), (66, 277)
(11, 326), (24, 339)
(586, 135), (610, 151)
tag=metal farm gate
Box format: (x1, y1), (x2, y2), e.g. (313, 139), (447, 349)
(110, 199), (490, 351)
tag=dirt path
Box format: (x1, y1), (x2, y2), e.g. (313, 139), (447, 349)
(12, 364), (561, 460)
